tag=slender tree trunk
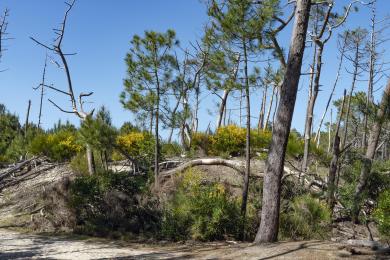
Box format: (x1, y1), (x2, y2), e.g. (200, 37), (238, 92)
(241, 39), (251, 239)
(328, 108), (332, 153)
(217, 89), (231, 128)
(263, 85), (276, 131)
(327, 89), (346, 209)
(24, 100), (31, 139)
(271, 87), (279, 129)
(352, 80), (390, 222)
(341, 43), (359, 149)
(38, 56), (47, 129)
(258, 85), (267, 131)
(86, 143), (95, 175)
(315, 33), (348, 144)
(303, 43), (324, 173)
(255, 0), (311, 243)
(168, 96), (182, 143)
(154, 73), (160, 189)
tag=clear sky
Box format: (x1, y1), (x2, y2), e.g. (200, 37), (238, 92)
(0, 0), (389, 138)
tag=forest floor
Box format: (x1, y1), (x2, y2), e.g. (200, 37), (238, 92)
(0, 228), (382, 260)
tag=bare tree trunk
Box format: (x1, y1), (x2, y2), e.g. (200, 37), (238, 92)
(255, 0), (311, 243)
(328, 108), (332, 153)
(154, 73), (160, 189)
(314, 33), (348, 144)
(37, 56), (48, 129)
(362, 3), (376, 150)
(271, 87), (279, 129)
(327, 89), (346, 209)
(217, 89), (231, 128)
(303, 40), (326, 173)
(86, 144), (95, 175)
(241, 39), (251, 239)
(24, 100), (31, 139)
(263, 85), (276, 131)
(341, 43), (359, 149)
(258, 85), (267, 131)
(352, 80), (390, 223)
(168, 97), (182, 143)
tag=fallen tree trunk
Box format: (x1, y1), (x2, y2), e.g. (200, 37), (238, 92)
(160, 158), (247, 178)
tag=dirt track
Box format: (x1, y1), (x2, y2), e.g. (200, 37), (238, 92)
(0, 229), (379, 259)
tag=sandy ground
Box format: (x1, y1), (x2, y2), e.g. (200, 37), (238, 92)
(0, 229), (380, 260)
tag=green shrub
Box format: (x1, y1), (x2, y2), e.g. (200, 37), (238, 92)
(162, 168), (242, 241)
(280, 195), (331, 240)
(373, 190), (390, 239)
(69, 171), (160, 237)
(161, 142), (183, 158)
(115, 131), (155, 166)
(29, 129), (82, 162)
(211, 125), (246, 156)
(286, 131), (304, 158)
(191, 132), (213, 155)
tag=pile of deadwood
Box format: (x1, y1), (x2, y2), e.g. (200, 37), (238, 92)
(0, 156), (58, 192)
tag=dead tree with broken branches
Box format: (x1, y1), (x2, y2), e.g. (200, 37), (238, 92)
(30, 0), (96, 175)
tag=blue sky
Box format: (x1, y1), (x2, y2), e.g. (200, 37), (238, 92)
(0, 0), (389, 139)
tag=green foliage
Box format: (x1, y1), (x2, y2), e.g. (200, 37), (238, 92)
(79, 107), (117, 151)
(69, 171), (160, 237)
(120, 29), (178, 128)
(191, 132), (213, 155)
(161, 142), (183, 158)
(339, 160), (390, 215)
(115, 131), (155, 166)
(211, 125), (246, 156)
(0, 104), (21, 161)
(162, 168), (242, 241)
(280, 195), (331, 240)
(373, 190), (390, 239)
(29, 128), (82, 162)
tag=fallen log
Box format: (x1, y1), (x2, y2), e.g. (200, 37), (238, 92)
(160, 158), (247, 178)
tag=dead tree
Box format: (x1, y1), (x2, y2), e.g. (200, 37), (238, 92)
(0, 8), (10, 64)
(352, 80), (390, 223)
(362, 0), (389, 150)
(33, 55), (48, 128)
(314, 32), (348, 146)
(302, 1), (358, 173)
(341, 28), (368, 149)
(327, 89), (346, 210)
(255, 0), (311, 243)
(30, 0), (96, 175)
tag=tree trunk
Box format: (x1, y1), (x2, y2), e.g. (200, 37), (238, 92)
(217, 89), (231, 128)
(241, 39), (251, 239)
(258, 85), (267, 131)
(24, 100), (31, 139)
(303, 42), (324, 173)
(154, 74), (160, 189)
(362, 3), (376, 150)
(255, 0), (311, 243)
(327, 89), (346, 209)
(352, 80), (390, 222)
(314, 33), (348, 144)
(271, 87), (279, 129)
(263, 85), (276, 131)
(86, 143), (96, 175)
(341, 43), (359, 149)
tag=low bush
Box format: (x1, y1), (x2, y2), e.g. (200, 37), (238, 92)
(115, 131), (155, 166)
(69, 171), (160, 237)
(29, 129), (82, 162)
(162, 168), (242, 241)
(373, 190), (390, 240)
(280, 195), (331, 240)
(161, 142), (183, 158)
(191, 132), (212, 155)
